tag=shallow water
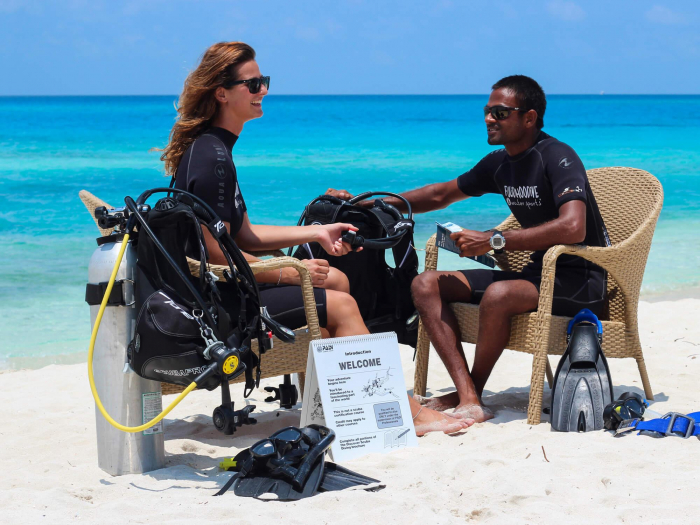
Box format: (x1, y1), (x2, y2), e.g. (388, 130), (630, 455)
(1, 95), (699, 367)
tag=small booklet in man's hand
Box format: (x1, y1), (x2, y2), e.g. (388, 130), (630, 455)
(435, 221), (497, 268)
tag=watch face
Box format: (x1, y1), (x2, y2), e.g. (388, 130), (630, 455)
(491, 233), (506, 250)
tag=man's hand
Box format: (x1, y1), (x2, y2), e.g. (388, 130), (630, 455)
(325, 188), (353, 201)
(450, 229), (492, 257)
(314, 223), (361, 256)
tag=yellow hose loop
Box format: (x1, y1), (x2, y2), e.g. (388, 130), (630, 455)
(88, 232), (198, 433)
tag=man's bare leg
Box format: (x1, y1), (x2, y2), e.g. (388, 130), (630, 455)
(411, 271), (475, 412)
(412, 272), (541, 422)
(468, 280), (540, 394)
(409, 395), (474, 436)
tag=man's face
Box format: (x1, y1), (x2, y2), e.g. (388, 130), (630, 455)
(484, 88), (532, 146)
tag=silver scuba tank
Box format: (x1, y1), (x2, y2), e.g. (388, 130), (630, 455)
(87, 236), (165, 475)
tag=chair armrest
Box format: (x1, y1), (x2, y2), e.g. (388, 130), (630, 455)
(424, 234), (439, 272)
(537, 242), (633, 314)
(187, 256), (322, 339)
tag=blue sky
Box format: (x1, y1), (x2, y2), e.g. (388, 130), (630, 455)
(1, 0), (698, 95)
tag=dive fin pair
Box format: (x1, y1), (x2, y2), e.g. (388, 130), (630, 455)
(229, 456), (383, 500)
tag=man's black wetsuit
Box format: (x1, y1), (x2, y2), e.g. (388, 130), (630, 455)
(456, 131), (610, 317)
(174, 126), (327, 328)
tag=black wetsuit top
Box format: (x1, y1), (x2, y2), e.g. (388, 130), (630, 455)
(172, 126), (329, 329)
(174, 127), (247, 237)
(457, 131), (610, 272)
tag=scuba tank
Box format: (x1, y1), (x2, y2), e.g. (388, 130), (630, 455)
(86, 188), (297, 476)
(86, 235), (165, 475)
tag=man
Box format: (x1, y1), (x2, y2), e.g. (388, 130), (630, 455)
(328, 75), (610, 423)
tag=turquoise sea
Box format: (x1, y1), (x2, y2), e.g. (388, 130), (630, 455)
(1, 95), (699, 368)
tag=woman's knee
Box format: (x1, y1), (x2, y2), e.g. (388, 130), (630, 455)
(326, 289), (360, 317)
(324, 267), (350, 294)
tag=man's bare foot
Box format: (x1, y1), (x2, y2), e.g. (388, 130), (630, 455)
(414, 406), (475, 437)
(451, 404), (494, 423)
(413, 392), (460, 412)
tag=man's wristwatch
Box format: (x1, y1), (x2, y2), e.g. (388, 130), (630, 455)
(489, 230), (506, 254)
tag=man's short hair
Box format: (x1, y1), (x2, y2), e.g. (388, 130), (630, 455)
(492, 75), (546, 129)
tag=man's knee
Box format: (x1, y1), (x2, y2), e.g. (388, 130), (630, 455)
(411, 271), (440, 303)
(479, 280), (539, 315)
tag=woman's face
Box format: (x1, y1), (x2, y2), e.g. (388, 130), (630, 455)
(222, 60), (267, 125)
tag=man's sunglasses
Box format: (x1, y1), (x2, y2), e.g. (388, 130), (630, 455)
(483, 105), (527, 121)
(225, 76), (270, 94)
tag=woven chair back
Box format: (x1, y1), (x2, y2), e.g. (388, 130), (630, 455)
(586, 167), (663, 245)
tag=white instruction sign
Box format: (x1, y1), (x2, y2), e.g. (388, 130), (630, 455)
(142, 392), (163, 435)
(300, 332), (417, 462)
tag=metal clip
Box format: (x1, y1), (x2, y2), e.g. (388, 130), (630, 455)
(614, 418), (640, 437)
(193, 309), (218, 348)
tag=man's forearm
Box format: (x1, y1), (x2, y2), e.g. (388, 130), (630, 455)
(377, 179), (467, 214)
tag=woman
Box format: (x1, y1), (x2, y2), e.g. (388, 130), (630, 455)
(160, 41), (473, 436)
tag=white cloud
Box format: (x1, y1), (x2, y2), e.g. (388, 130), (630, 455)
(547, 1), (586, 22)
(646, 5), (687, 25)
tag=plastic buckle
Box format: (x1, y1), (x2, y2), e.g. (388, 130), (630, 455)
(122, 279), (135, 307)
(614, 418), (640, 437)
(661, 412), (695, 438)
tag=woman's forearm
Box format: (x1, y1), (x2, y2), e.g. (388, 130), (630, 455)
(236, 223), (320, 252)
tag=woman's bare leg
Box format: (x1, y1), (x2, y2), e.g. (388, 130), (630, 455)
(324, 290), (369, 338)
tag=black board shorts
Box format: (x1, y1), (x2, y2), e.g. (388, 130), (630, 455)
(258, 284), (328, 329)
(460, 264), (606, 318)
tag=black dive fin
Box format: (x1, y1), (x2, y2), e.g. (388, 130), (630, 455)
(232, 456), (325, 501)
(318, 462), (384, 492)
(550, 322), (613, 432)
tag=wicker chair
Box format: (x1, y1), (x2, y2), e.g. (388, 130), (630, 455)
(413, 167), (664, 425)
(79, 190), (321, 398)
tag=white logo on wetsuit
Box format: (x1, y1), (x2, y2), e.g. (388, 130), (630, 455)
(558, 157), (573, 169)
(504, 185), (542, 208)
(234, 183), (242, 209)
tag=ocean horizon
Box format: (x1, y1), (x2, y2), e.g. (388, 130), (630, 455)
(1, 94), (699, 369)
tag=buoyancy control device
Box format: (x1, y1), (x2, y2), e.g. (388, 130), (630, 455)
(288, 192), (419, 347)
(86, 187), (295, 436)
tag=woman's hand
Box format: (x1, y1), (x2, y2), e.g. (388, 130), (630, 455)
(314, 223), (360, 256)
(301, 259), (330, 286)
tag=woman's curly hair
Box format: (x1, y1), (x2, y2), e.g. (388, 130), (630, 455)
(159, 42), (255, 176)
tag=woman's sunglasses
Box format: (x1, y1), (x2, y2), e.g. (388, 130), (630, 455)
(483, 105), (527, 121)
(225, 75), (270, 94)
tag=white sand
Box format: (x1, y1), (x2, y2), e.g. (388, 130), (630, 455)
(2, 299), (700, 524)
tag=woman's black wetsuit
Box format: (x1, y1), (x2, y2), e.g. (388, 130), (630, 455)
(174, 126), (328, 329)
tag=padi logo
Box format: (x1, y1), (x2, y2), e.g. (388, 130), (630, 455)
(316, 344), (334, 353)
(558, 157), (574, 169)
(214, 221), (225, 233)
(158, 292), (194, 319)
(214, 164), (226, 179)
(557, 186), (584, 198)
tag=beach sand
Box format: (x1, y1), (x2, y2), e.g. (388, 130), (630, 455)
(2, 298), (700, 524)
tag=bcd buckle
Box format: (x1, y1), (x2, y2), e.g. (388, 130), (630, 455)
(661, 412), (695, 438)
